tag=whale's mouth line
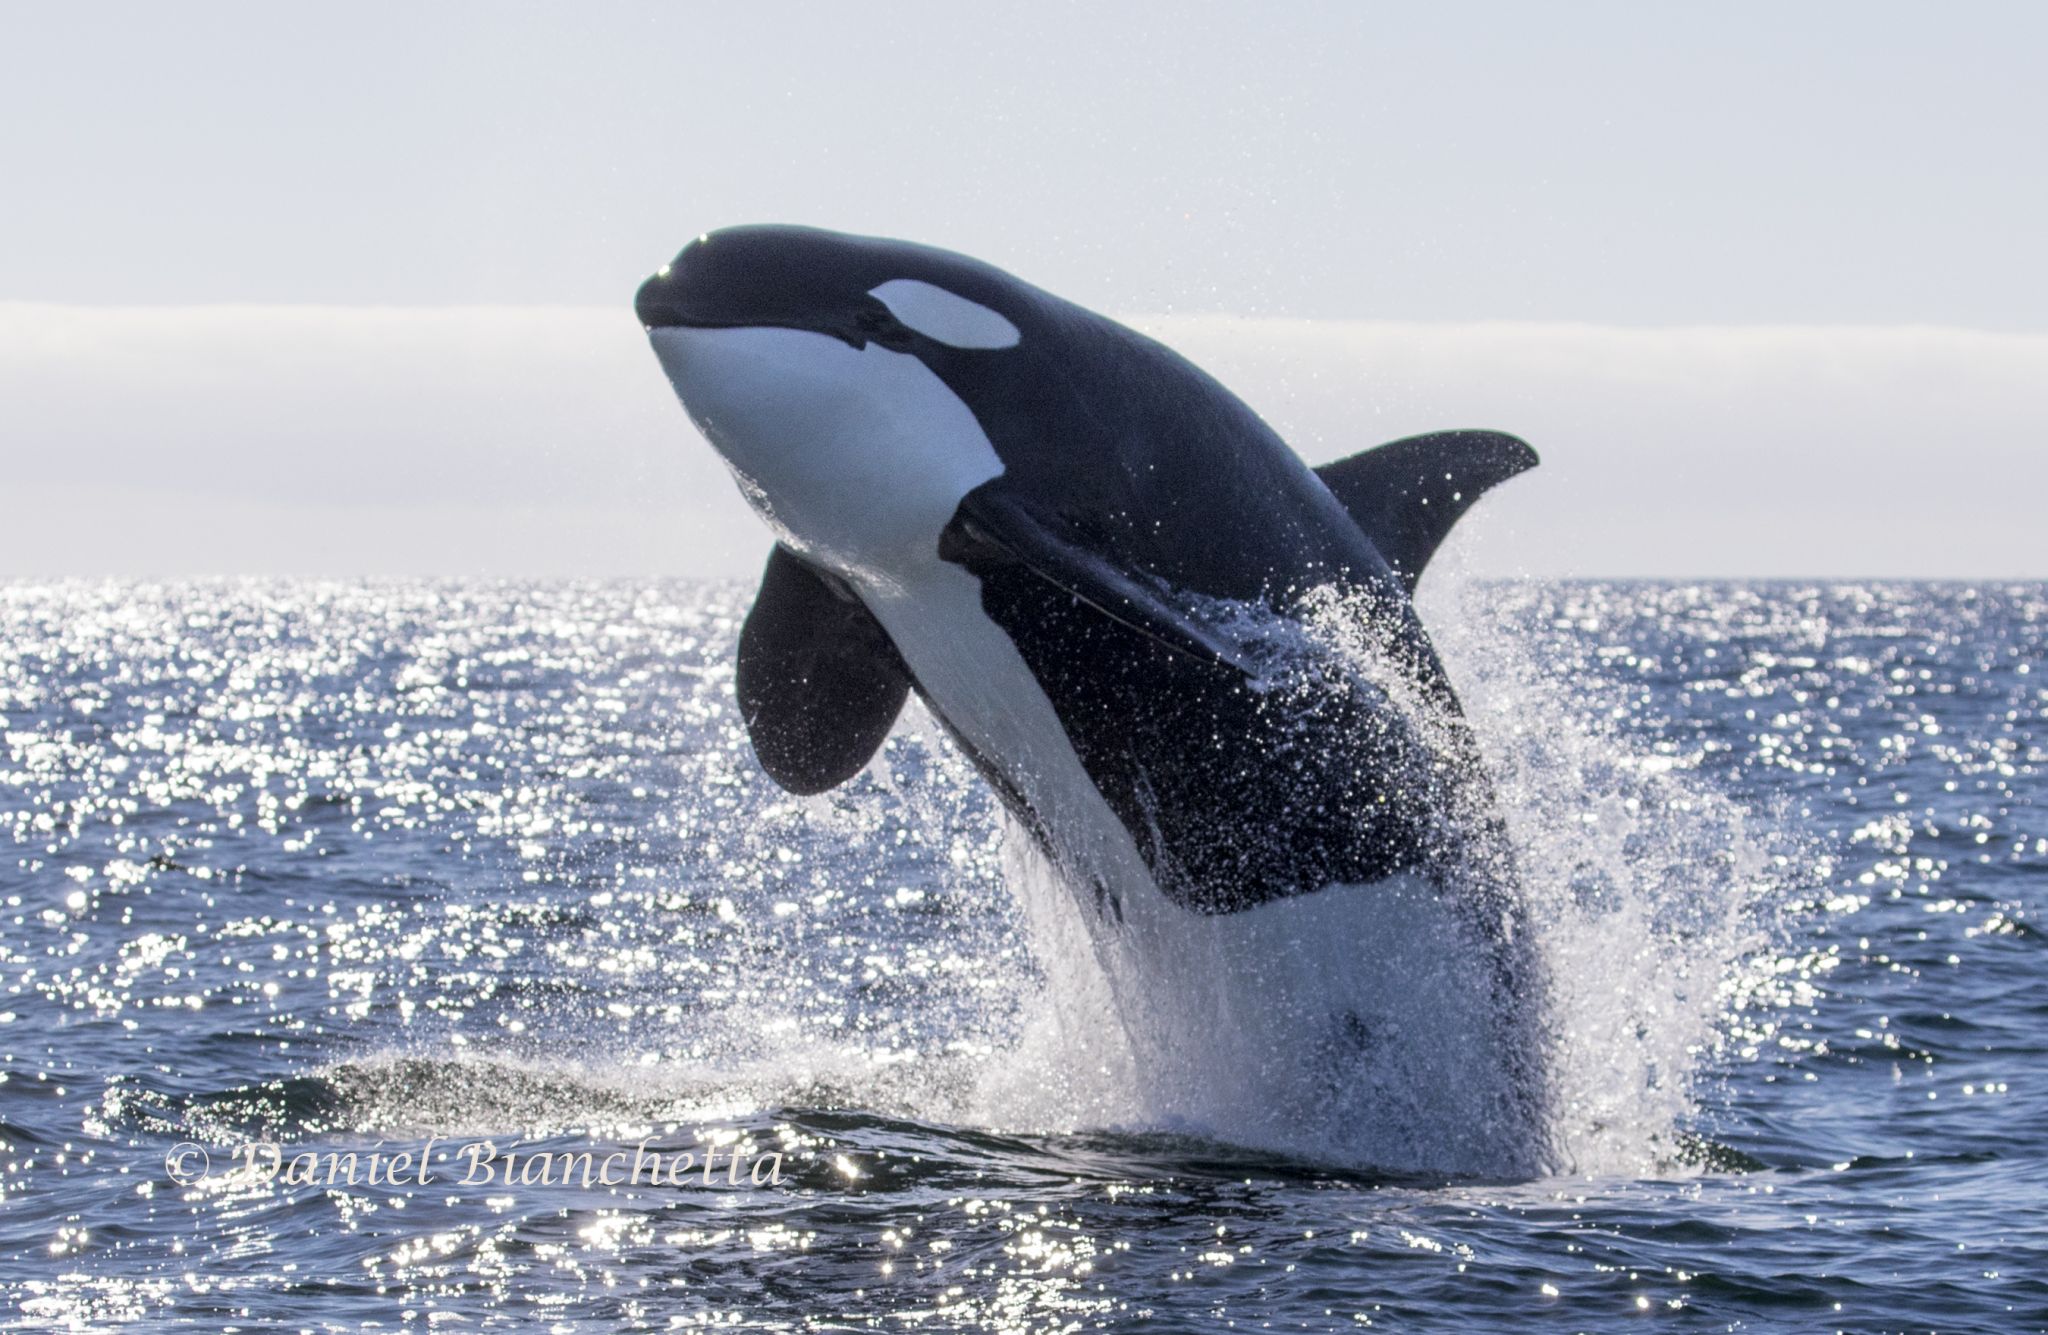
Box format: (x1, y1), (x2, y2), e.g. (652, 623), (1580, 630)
(637, 262), (922, 352)
(641, 310), (874, 352)
(642, 310), (792, 334)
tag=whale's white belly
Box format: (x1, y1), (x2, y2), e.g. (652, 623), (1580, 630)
(857, 552), (1159, 917)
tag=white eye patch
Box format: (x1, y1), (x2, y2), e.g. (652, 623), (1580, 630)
(868, 278), (1021, 350)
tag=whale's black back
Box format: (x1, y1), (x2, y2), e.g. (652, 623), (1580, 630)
(961, 556), (1467, 912)
(904, 304), (1494, 912)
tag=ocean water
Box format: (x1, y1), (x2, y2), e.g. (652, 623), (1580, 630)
(0, 578), (2042, 1331)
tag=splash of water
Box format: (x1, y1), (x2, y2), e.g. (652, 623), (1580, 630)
(1426, 578), (1795, 1174)
(965, 578), (1792, 1177)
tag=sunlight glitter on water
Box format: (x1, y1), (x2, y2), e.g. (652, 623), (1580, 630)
(1, 579), (2044, 1329)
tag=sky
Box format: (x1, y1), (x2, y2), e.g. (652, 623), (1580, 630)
(2, 1), (2044, 578)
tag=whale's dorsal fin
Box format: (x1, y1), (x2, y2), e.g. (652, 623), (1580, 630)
(737, 544), (911, 795)
(1314, 430), (1538, 594)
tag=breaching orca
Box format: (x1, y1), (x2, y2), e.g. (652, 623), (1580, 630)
(636, 225), (1551, 1171)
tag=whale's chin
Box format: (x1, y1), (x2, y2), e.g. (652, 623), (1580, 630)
(647, 324), (1004, 580)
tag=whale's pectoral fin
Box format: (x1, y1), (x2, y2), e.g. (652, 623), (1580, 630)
(1314, 430), (1538, 594)
(941, 489), (1255, 674)
(736, 544), (911, 795)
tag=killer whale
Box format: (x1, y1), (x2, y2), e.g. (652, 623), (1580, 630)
(636, 225), (1550, 1167)
(635, 224), (1535, 913)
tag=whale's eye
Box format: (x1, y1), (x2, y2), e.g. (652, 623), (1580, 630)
(854, 305), (918, 351)
(868, 279), (1021, 350)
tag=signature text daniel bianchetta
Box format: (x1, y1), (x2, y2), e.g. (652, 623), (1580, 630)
(164, 1137), (788, 1190)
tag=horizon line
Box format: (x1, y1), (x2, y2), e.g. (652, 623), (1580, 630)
(3, 299), (2045, 340)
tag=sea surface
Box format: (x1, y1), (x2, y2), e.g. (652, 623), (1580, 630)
(0, 578), (2042, 1332)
